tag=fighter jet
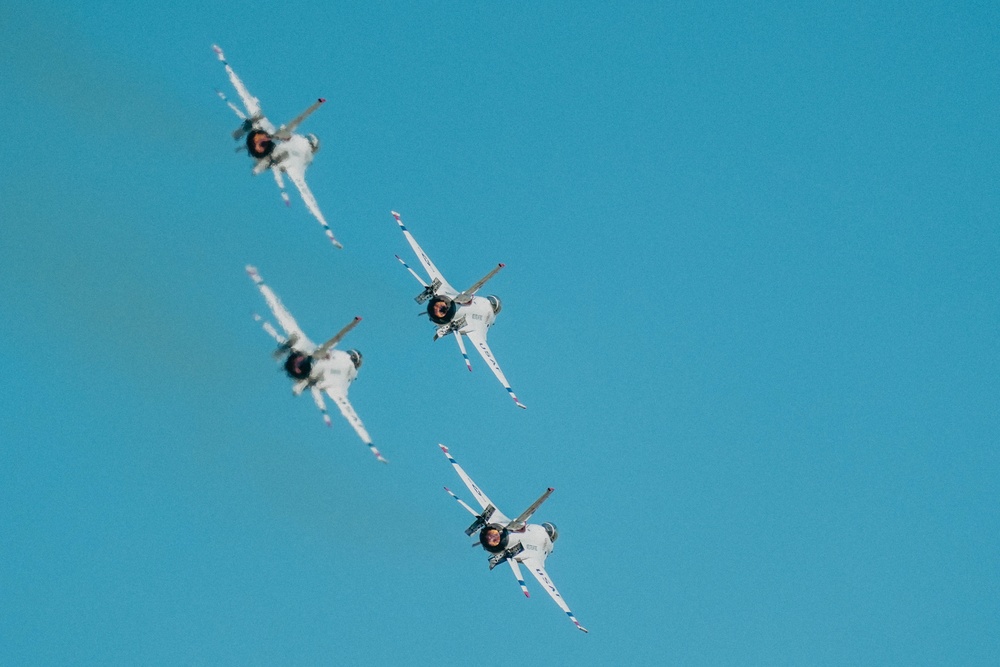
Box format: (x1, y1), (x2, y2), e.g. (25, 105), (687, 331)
(392, 211), (525, 409)
(213, 44), (342, 249)
(247, 265), (386, 463)
(439, 445), (587, 632)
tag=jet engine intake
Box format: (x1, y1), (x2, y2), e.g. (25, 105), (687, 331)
(479, 523), (509, 553)
(246, 129), (276, 158)
(427, 295), (457, 324)
(284, 352), (313, 380)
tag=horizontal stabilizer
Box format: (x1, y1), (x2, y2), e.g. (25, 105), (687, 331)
(275, 98), (326, 139)
(455, 263), (504, 305)
(506, 488), (554, 532)
(316, 317), (362, 357)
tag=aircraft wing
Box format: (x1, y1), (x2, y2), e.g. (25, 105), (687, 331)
(522, 558), (588, 633)
(391, 212), (456, 295)
(463, 329), (526, 409)
(283, 165), (343, 249)
(212, 45), (275, 134)
(246, 265), (315, 351)
(438, 445), (510, 524)
(326, 389), (387, 463)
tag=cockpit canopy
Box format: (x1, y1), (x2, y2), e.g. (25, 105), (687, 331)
(306, 133), (320, 153)
(486, 295), (502, 315)
(542, 522), (559, 543)
(347, 349), (363, 369)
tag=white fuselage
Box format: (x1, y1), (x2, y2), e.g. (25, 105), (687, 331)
(505, 524), (554, 564)
(264, 134), (313, 170)
(448, 295), (497, 337)
(309, 349), (357, 392)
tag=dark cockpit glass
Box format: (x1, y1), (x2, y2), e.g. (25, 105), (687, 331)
(348, 349), (363, 369)
(486, 295), (502, 315)
(542, 522), (559, 542)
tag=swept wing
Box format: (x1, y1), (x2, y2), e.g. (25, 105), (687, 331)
(327, 389), (387, 463)
(246, 265), (315, 351)
(212, 45), (275, 133)
(463, 329), (526, 409)
(522, 559), (588, 633)
(284, 164), (342, 249)
(392, 211), (456, 295)
(439, 445), (509, 524)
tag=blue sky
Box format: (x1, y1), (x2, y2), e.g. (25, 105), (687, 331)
(2, 1), (998, 664)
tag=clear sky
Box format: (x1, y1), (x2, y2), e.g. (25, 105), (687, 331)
(2, 1), (998, 664)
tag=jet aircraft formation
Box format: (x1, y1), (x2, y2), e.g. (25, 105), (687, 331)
(213, 45), (586, 632)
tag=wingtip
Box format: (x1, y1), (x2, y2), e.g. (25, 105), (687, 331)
(318, 97), (326, 103)
(367, 443), (388, 463)
(439, 444), (450, 455)
(515, 401), (527, 409)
